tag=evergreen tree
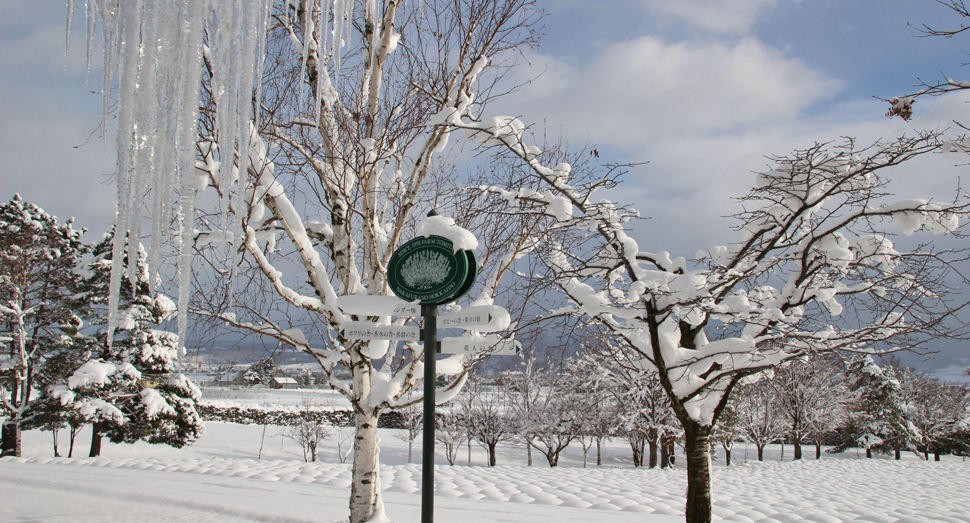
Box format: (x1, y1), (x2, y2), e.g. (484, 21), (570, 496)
(22, 344), (89, 456)
(0, 194), (88, 457)
(243, 356), (280, 386)
(841, 356), (918, 458)
(49, 232), (204, 456)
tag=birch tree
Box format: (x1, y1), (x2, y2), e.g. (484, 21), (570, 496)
(72, 1), (548, 520)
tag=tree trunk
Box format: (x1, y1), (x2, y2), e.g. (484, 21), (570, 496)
(89, 422), (103, 458)
(349, 411), (383, 523)
(934, 452), (941, 461)
(596, 437), (602, 466)
(724, 447), (732, 466)
(488, 443), (496, 466)
(648, 429), (659, 468)
(69, 424), (81, 458)
(866, 448), (872, 459)
(894, 445), (901, 460)
(659, 439), (668, 468)
(1, 419), (21, 457)
(815, 441), (821, 460)
(757, 444), (764, 461)
(684, 425), (714, 523)
(793, 438), (802, 460)
(53, 429), (61, 457)
(408, 439), (413, 463)
(546, 449), (559, 467)
(780, 440), (784, 461)
(467, 439), (472, 466)
(526, 439), (532, 466)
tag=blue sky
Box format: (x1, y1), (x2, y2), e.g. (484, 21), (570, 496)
(2, 0), (969, 378)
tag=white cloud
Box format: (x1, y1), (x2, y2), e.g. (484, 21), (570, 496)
(503, 35), (842, 147)
(642, 0), (778, 34)
(610, 92), (970, 256)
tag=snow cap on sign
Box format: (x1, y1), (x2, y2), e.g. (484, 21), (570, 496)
(416, 215), (478, 252)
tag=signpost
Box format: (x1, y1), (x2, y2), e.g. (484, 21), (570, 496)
(338, 216), (516, 523)
(339, 322), (420, 341)
(438, 337), (521, 355)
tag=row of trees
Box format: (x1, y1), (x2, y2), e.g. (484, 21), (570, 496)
(1, 195), (204, 458)
(413, 349), (969, 470)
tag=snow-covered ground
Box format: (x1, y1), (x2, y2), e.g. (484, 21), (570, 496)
(3, 392), (969, 523)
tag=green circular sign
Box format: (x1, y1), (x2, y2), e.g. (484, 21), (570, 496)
(388, 235), (475, 305)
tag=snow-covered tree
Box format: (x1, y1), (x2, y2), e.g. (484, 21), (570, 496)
(560, 352), (614, 467)
(502, 352), (580, 468)
(770, 353), (846, 460)
(435, 408), (465, 466)
(526, 387), (581, 468)
(1, 194), (88, 457)
(798, 355), (849, 460)
(574, 334), (676, 468)
(22, 345), (89, 457)
(840, 355), (919, 458)
(734, 379), (787, 461)
(392, 402), (422, 464)
(49, 233), (204, 457)
(467, 384), (510, 467)
(480, 129), (968, 521)
(501, 352), (543, 466)
(69, 2), (970, 522)
(897, 366), (970, 460)
(711, 399), (742, 466)
(70, 1), (551, 519)
(286, 398), (332, 462)
(243, 356), (281, 387)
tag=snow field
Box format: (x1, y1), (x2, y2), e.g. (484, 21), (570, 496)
(3, 420), (969, 522)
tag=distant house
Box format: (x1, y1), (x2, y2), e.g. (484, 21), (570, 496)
(271, 376), (299, 390)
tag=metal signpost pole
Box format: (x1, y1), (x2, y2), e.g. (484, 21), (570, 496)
(421, 303), (437, 523)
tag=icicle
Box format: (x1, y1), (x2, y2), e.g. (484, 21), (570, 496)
(106, 0), (145, 345)
(174, 0), (206, 349)
(333, 0), (351, 83)
(84, 0), (96, 85)
(314, 0), (330, 124)
(65, 0), (76, 70)
(254, 0), (271, 132)
(75, 0), (264, 350)
(227, 0), (267, 310)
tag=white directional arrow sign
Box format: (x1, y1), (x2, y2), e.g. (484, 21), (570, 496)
(439, 336), (521, 355)
(335, 295), (420, 316)
(437, 305), (511, 330)
(340, 321), (420, 341)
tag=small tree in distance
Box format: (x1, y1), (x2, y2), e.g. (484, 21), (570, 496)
(286, 399), (331, 462)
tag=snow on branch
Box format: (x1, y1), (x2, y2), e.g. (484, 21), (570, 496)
(469, 126), (968, 427)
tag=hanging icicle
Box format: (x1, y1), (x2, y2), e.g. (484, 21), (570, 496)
(77, 0), (271, 348)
